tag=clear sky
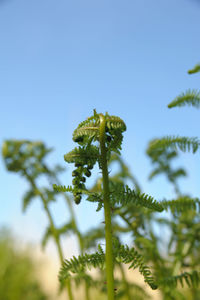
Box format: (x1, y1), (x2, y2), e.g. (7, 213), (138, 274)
(0, 0), (200, 251)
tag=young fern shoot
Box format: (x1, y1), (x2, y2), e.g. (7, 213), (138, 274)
(54, 110), (160, 299)
(65, 110), (125, 300)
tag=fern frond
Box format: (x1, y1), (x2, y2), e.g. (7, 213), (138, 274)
(105, 114), (126, 154)
(65, 111), (127, 205)
(73, 110), (100, 144)
(86, 182), (163, 212)
(2, 140), (53, 178)
(72, 110), (126, 153)
(148, 136), (200, 154)
(110, 182), (163, 212)
(64, 146), (99, 165)
(105, 115), (126, 131)
(53, 184), (103, 207)
(59, 251), (105, 283)
(59, 243), (157, 290)
(161, 196), (200, 214)
(188, 64), (200, 74)
(115, 244), (157, 290)
(159, 270), (200, 288)
(53, 184), (99, 197)
(168, 90), (200, 109)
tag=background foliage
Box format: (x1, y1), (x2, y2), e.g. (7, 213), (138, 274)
(0, 228), (48, 300)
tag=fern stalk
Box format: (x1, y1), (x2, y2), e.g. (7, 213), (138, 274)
(99, 114), (115, 300)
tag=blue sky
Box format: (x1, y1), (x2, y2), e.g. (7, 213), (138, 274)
(0, 0), (200, 249)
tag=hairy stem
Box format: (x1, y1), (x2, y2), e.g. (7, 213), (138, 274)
(99, 114), (115, 300)
(25, 172), (74, 300)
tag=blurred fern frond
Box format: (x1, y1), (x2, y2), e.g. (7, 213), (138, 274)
(168, 89), (200, 109)
(188, 64), (200, 74)
(148, 136), (200, 154)
(59, 251), (105, 283)
(161, 196), (200, 214)
(109, 182), (163, 212)
(159, 271), (200, 289)
(59, 243), (157, 290)
(114, 244), (157, 290)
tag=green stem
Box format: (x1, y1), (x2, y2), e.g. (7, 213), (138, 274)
(25, 173), (74, 300)
(99, 114), (115, 300)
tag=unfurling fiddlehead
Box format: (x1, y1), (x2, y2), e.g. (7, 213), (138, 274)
(63, 109), (126, 205)
(61, 110), (127, 300)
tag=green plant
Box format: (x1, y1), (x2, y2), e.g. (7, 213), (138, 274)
(54, 110), (164, 300)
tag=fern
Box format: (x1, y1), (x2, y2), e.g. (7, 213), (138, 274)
(148, 136), (200, 154)
(168, 89), (200, 109)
